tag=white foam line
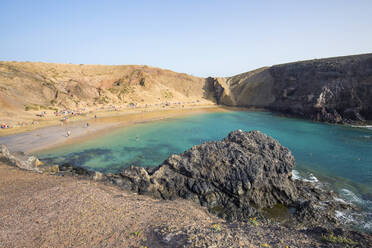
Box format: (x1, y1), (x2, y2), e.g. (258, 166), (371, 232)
(340, 188), (363, 204)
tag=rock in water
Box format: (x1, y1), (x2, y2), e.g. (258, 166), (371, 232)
(114, 130), (299, 220)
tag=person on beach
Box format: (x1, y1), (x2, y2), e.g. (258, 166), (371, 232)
(86, 122), (90, 128)
(66, 130), (71, 137)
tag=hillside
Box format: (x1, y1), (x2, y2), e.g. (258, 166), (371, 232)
(0, 62), (216, 127)
(1, 53), (372, 129)
(211, 53), (372, 124)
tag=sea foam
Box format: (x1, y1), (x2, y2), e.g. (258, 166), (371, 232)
(340, 188), (363, 204)
(292, 170), (319, 183)
(351, 125), (372, 130)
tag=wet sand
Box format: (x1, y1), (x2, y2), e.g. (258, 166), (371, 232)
(0, 105), (229, 154)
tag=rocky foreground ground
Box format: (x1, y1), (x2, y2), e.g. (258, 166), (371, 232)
(1, 131), (372, 247)
(1, 162), (371, 248)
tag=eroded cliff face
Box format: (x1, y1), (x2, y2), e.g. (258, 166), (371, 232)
(213, 53), (372, 124)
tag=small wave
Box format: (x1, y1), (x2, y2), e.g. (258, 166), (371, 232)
(301, 173), (319, 183)
(363, 221), (372, 232)
(351, 125), (372, 130)
(292, 171), (319, 183)
(292, 170), (301, 180)
(308, 174), (319, 183)
(338, 188), (372, 232)
(334, 197), (347, 204)
(335, 210), (355, 224)
(340, 188), (363, 204)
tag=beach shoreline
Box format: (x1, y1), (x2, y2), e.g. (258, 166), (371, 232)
(0, 105), (235, 154)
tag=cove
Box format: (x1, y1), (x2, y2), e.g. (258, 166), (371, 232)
(38, 111), (372, 227)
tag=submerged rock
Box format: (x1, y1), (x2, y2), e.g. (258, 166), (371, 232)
(58, 162), (96, 177)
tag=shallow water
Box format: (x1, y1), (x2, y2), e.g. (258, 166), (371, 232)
(38, 111), (372, 230)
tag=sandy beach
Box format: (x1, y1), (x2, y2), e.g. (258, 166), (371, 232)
(0, 105), (228, 154)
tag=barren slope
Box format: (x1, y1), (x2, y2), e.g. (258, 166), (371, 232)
(0, 62), (215, 125)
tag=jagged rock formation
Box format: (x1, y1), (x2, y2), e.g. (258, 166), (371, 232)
(114, 130), (297, 220)
(212, 53), (372, 124)
(0, 144), (58, 173)
(106, 130), (356, 228)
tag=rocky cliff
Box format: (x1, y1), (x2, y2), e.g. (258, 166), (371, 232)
(212, 53), (372, 124)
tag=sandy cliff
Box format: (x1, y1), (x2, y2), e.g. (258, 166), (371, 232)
(0, 62), (216, 125)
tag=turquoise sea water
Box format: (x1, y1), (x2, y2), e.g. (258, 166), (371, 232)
(38, 111), (372, 230)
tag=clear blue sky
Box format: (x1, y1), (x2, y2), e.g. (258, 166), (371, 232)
(1, 0), (371, 77)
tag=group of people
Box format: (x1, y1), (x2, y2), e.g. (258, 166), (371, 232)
(1, 123), (9, 129)
(65, 122), (90, 137)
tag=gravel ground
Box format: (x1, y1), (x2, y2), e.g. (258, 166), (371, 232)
(0, 163), (369, 248)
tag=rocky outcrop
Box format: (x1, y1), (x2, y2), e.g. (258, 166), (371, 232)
(213, 53), (372, 124)
(0, 146), (107, 178)
(0, 144), (44, 172)
(112, 130), (297, 221)
(58, 162), (104, 180)
(0, 144), (62, 173)
(106, 130), (357, 228)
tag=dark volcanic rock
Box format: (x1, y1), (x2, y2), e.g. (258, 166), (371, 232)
(59, 163), (74, 172)
(107, 130), (359, 228)
(268, 54), (372, 124)
(59, 163), (92, 175)
(293, 180), (360, 228)
(58, 162), (104, 180)
(109, 130), (299, 221)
